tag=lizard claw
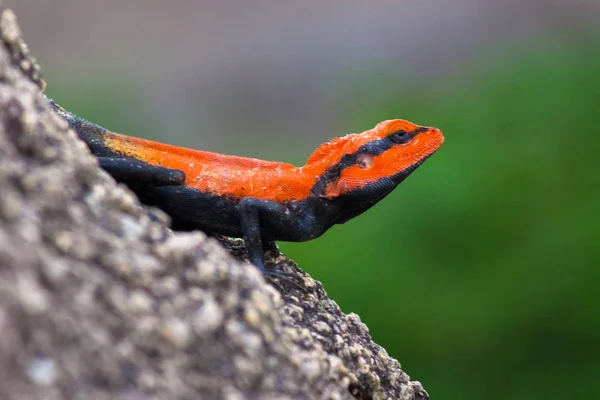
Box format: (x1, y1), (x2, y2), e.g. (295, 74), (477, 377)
(263, 268), (308, 293)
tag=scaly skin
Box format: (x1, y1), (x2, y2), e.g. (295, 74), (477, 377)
(50, 99), (444, 277)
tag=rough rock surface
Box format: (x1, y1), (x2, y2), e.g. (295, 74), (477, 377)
(0, 4), (429, 400)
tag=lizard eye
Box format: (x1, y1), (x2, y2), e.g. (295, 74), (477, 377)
(390, 129), (410, 144)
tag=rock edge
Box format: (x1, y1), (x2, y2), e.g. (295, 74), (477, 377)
(0, 5), (429, 400)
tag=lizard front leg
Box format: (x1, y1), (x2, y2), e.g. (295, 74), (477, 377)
(238, 197), (288, 275)
(238, 198), (307, 291)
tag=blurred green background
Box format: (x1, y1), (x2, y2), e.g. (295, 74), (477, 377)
(9, 1), (599, 399)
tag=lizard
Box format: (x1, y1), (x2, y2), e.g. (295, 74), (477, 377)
(50, 100), (444, 278)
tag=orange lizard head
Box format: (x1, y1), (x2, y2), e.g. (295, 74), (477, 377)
(308, 119), (443, 212)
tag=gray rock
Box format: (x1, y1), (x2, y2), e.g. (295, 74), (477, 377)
(0, 4), (428, 399)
